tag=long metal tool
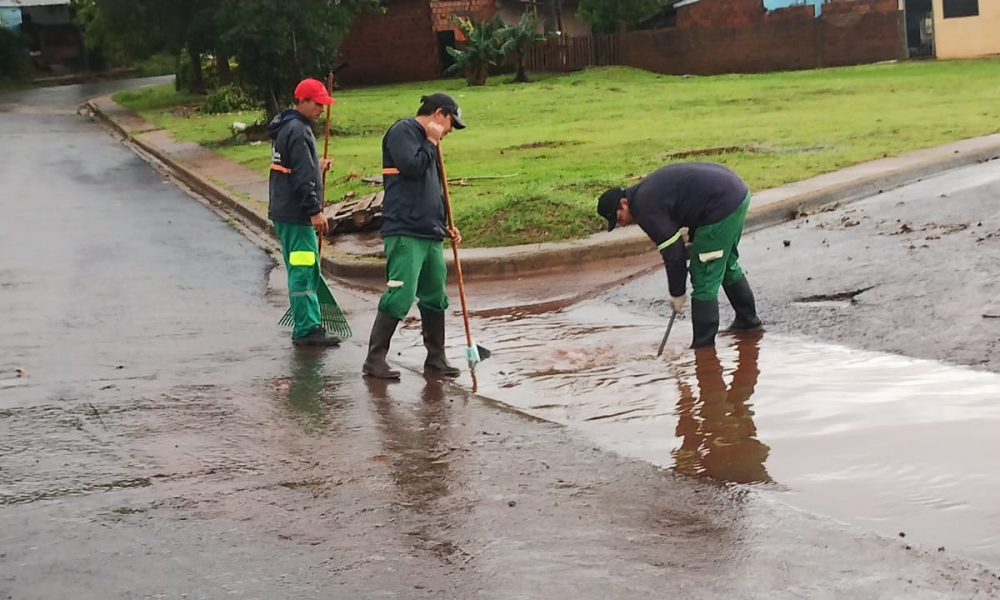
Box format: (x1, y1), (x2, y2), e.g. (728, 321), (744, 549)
(656, 310), (678, 357)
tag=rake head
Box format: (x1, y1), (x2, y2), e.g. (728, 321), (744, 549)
(277, 278), (352, 339)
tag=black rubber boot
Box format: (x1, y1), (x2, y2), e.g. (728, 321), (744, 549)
(292, 327), (341, 347)
(690, 298), (720, 349)
(362, 311), (401, 380)
(723, 276), (763, 332)
(420, 308), (461, 378)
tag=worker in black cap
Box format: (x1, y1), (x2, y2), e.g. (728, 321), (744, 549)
(597, 162), (762, 348)
(363, 93), (467, 380)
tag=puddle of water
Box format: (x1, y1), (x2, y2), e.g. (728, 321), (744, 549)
(396, 301), (1000, 566)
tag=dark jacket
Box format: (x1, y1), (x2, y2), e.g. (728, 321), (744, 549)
(267, 109), (324, 225)
(627, 163), (750, 297)
(380, 118), (447, 241)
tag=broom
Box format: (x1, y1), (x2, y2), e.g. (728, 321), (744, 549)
(278, 70), (351, 339)
(436, 143), (491, 368)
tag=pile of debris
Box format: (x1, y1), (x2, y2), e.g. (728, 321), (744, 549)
(324, 191), (383, 234)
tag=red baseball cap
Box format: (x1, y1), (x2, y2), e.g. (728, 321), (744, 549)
(294, 78), (334, 106)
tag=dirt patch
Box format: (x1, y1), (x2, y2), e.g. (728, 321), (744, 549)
(665, 145), (829, 160)
(502, 140), (582, 152)
(170, 105), (201, 118)
(796, 286), (876, 304)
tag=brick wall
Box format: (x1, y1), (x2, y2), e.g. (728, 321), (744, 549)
(337, 0), (442, 85)
(677, 0), (767, 30)
(620, 0), (905, 76)
(430, 0), (497, 31)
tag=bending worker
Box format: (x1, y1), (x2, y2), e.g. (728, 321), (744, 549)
(596, 162), (762, 348)
(363, 93), (466, 380)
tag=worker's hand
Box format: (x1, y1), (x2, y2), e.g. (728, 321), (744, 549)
(311, 212), (329, 237)
(425, 121), (445, 145)
(680, 227), (693, 252)
(448, 226), (462, 245)
(320, 157), (333, 174)
(669, 295), (686, 314)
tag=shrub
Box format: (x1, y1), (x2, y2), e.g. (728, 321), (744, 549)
(203, 84), (257, 114)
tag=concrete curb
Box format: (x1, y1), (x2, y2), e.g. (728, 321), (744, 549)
(87, 96), (1000, 283)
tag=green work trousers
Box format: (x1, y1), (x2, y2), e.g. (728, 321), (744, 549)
(378, 236), (449, 320)
(690, 193), (752, 301)
(274, 221), (322, 339)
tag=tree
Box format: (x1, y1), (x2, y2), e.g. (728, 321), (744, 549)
(74, 0), (221, 92)
(578, 0), (665, 34)
(76, 0), (375, 115)
(0, 27), (28, 80)
(217, 0), (374, 117)
(500, 13), (550, 83)
(445, 16), (507, 86)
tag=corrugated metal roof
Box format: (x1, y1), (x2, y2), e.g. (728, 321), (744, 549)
(0, 0), (71, 7)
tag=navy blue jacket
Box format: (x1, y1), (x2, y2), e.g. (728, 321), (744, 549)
(380, 118), (447, 241)
(267, 110), (324, 225)
(627, 163), (750, 297)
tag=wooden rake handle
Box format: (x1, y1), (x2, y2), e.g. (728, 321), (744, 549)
(436, 144), (475, 352)
(318, 71), (334, 256)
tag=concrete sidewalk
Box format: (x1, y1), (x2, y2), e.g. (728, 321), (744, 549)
(85, 95), (1000, 286)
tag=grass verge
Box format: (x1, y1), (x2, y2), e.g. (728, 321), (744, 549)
(116, 60), (1000, 247)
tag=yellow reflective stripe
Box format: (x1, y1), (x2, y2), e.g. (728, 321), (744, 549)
(657, 231), (683, 251)
(289, 251), (316, 267)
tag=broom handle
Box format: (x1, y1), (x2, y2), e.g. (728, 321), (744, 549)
(436, 144), (475, 351)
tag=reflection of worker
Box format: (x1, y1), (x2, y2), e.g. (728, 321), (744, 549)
(365, 377), (453, 510)
(672, 333), (771, 484)
(283, 350), (329, 431)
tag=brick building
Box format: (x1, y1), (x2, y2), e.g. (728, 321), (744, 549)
(0, 0), (84, 74)
(337, 0), (498, 86)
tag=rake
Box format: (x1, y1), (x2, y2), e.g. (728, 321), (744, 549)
(277, 69), (352, 339)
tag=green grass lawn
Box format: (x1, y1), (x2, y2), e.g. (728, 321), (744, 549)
(115, 60), (1000, 247)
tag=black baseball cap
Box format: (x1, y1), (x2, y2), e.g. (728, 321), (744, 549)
(420, 93), (466, 129)
(597, 187), (625, 231)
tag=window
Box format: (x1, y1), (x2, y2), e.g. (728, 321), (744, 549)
(943, 0), (979, 18)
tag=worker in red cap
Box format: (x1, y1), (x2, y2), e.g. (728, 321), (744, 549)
(267, 78), (339, 347)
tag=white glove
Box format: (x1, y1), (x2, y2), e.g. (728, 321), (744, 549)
(670, 295), (686, 314)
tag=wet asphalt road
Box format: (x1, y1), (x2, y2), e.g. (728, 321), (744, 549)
(2, 80), (999, 598)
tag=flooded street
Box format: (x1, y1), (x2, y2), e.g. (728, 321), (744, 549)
(398, 301), (1000, 565)
(2, 79), (999, 598)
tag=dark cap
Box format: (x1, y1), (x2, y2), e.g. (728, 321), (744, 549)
(420, 93), (466, 129)
(597, 187), (625, 232)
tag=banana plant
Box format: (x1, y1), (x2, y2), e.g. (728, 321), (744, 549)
(445, 16), (508, 86)
(500, 12), (551, 83)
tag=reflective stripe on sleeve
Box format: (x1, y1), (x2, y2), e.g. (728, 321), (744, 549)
(657, 231), (683, 252)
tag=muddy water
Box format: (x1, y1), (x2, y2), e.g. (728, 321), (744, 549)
(396, 301), (1000, 566)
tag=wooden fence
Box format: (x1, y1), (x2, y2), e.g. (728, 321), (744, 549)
(523, 34), (620, 72)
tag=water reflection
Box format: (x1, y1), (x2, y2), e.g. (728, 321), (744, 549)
(673, 333), (772, 484)
(277, 349), (341, 432)
(366, 376), (453, 510)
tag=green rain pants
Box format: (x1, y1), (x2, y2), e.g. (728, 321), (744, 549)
(377, 236), (449, 320)
(274, 221), (322, 339)
(689, 193), (752, 301)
